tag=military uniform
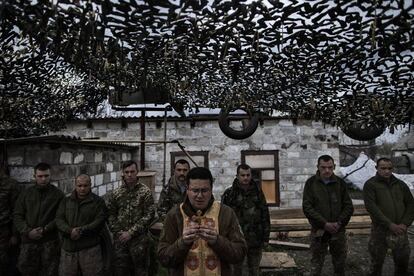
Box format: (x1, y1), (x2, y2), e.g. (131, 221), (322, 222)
(107, 181), (156, 276)
(157, 177), (186, 222)
(221, 179), (270, 276)
(302, 173), (354, 276)
(0, 174), (19, 275)
(363, 174), (414, 276)
(56, 190), (108, 276)
(14, 183), (64, 276)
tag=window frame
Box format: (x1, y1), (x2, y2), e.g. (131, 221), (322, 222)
(241, 150), (280, 206)
(170, 151), (209, 175)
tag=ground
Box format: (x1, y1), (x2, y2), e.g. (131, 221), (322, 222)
(156, 191), (414, 275)
(261, 228), (414, 276)
(156, 229), (414, 275)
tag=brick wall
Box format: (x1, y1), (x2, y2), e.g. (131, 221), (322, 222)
(54, 118), (344, 208)
(4, 141), (136, 196)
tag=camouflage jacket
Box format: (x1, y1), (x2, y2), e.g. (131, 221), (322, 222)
(157, 177), (186, 221)
(0, 175), (19, 230)
(221, 179), (270, 248)
(107, 182), (156, 238)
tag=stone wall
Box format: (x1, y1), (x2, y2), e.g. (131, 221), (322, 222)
(55, 117), (343, 208)
(4, 140), (136, 196)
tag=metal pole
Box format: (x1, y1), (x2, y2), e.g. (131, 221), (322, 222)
(162, 107), (168, 188)
(140, 110), (145, 170)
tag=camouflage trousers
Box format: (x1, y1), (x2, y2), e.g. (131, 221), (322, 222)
(232, 246), (263, 276)
(368, 225), (410, 276)
(112, 234), (150, 276)
(18, 239), (60, 276)
(310, 230), (347, 276)
(59, 244), (103, 276)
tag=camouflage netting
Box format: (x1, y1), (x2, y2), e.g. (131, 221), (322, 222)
(1, 0), (413, 136)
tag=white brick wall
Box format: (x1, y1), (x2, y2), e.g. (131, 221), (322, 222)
(58, 118), (341, 208)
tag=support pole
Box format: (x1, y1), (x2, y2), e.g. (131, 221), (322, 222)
(140, 110), (145, 170)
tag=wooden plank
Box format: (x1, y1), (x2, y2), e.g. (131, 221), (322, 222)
(346, 228), (371, 235)
(271, 215), (371, 226)
(270, 227), (371, 238)
(269, 240), (310, 250)
(260, 252), (296, 268)
(270, 204), (369, 220)
(270, 208), (304, 219)
(271, 221), (371, 232)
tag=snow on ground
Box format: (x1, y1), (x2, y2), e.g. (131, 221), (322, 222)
(339, 152), (414, 190)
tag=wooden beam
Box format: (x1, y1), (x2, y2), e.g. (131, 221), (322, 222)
(271, 221), (371, 232)
(270, 204), (369, 220)
(269, 240), (310, 250)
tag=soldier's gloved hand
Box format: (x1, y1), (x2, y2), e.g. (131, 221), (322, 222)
(28, 227), (43, 240)
(118, 231), (132, 243)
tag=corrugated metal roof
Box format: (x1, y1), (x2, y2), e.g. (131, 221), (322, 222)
(0, 135), (138, 149)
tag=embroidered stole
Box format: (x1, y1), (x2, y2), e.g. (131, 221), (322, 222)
(180, 201), (221, 276)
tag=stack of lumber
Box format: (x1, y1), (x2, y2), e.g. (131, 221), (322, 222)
(270, 204), (372, 238)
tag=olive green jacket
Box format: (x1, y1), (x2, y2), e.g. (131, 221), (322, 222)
(302, 173), (354, 230)
(14, 184), (64, 243)
(363, 174), (414, 229)
(56, 191), (108, 252)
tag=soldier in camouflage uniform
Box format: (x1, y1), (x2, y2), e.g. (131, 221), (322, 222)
(107, 160), (156, 276)
(14, 162), (64, 276)
(157, 159), (190, 221)
(221, 164), (270, 276)
(0, 166), (19, 276)
(302, 155), (354, 276)
(363, 158), (414, 276)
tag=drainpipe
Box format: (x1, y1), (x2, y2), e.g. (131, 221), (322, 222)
(162, 107), (167, 188)
(140, 110), (145, 170)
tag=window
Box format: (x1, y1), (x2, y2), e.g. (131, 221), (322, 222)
(241, 150), (280, 206)
(170, 151), (209, 173)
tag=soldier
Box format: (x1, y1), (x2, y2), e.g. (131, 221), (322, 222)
(302, 155), (354, 276)
(56, 174), (108, 276)
(221, 164), (270, 276)
(14, 162), (64, 276)
(0, 166), (19, 276)
(157, 159), (190, 221)
(107, 160), (156, 276)
(158, 167), (247, 275)
(363, 157), (414, 276)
